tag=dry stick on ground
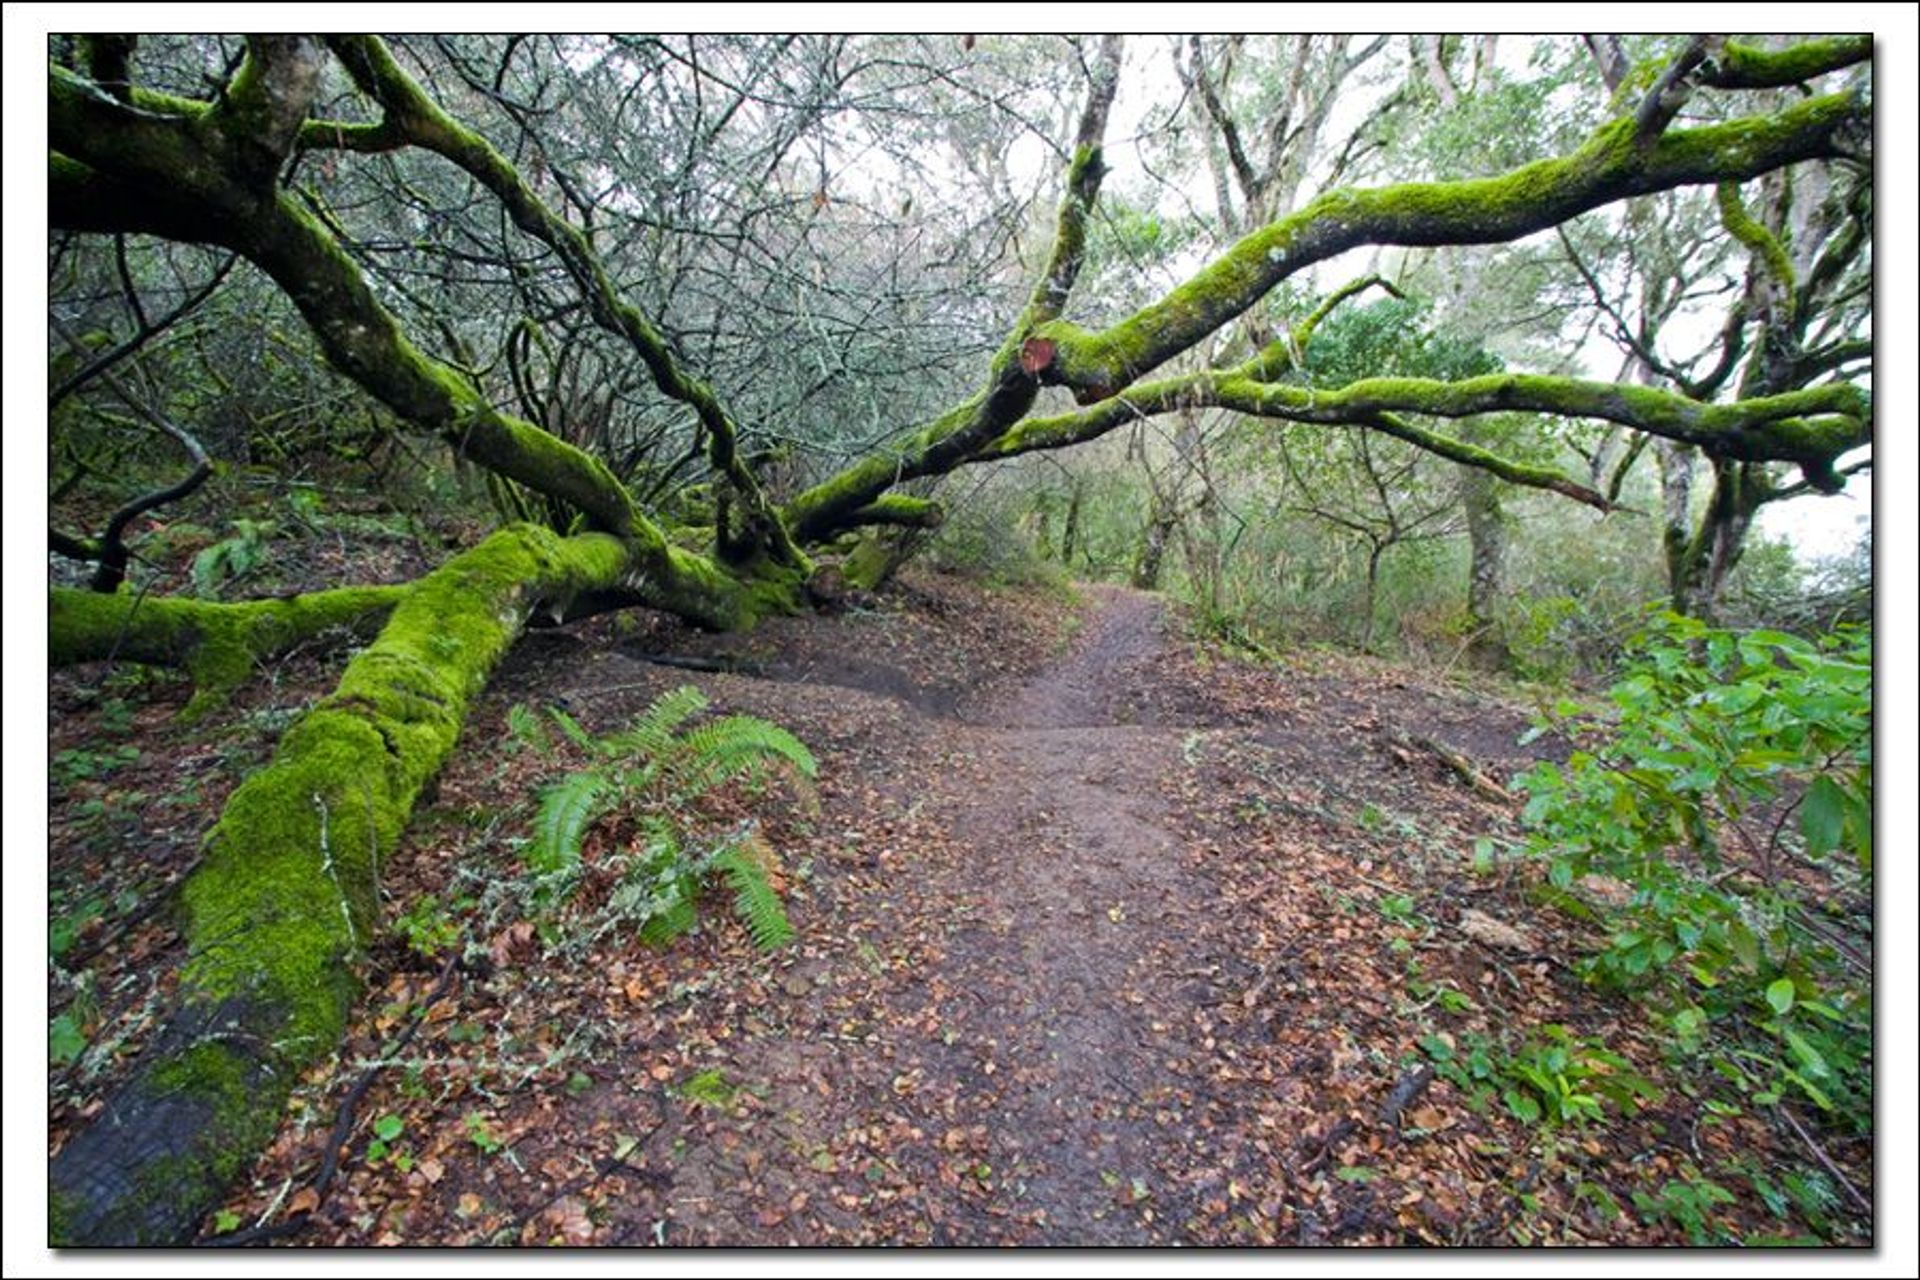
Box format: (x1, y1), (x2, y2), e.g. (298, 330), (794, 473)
(1391, 731), (1513, 803)
(203, 956), (461, 1247)
(633, 653), (766, 677)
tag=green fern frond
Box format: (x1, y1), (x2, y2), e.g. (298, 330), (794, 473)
(506, 703), (551, 757)
(527, 771), (609, 881)
(668, 716), (818, 797)
(710, 847), (794, 950)
(638, 893), (699, 947)
(600, 684), (709, 762)
(547, 705), (598, 754)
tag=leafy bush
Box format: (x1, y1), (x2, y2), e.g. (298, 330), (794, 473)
(1515, 613), (1871, 1125)
(524, 686), (815, 951)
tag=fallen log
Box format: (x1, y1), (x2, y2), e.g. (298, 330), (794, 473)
(50, 524), (630, 1244)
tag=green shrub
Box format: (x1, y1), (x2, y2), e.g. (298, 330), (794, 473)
(1515, 613), (1871, 1126)
(1422, 1025), (1659, 1128)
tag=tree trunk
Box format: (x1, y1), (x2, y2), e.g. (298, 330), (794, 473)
(1678, 458), (1766, 620)
(1460, 463), (1510, 669)
(1060, 479), (1084, 566)
(1658, 440), (1701, 613)
(1132, 496), (1176, 590)
(1362, 541), (1385, 653)
(49, 524), (631, 1244)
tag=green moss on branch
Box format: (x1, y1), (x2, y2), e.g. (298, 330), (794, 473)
(48, 525), (633, 1245)
(1703, 36), (1872, 89)
(1034, 90), (1866, 395)
(49, 584), (403, 720)
(845, 495), (946, 529)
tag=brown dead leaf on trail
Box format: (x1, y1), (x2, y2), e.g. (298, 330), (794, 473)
(489, 920), (537, 968)
(524, 1196), (596, 1246)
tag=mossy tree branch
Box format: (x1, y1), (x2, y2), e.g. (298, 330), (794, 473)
(1026, 87), (1867, 399)
(48, 525), (629, 1245)
(49, 584), (405, 719)
(318, 35), (803, 571)
(985, 359), (1864, 501)
(48, 40), (769, 630)
(1698, 36), (1872, 89)
(844, 495), (946, 529)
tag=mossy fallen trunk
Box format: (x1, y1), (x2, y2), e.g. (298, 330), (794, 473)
(49, 524), (630, 1245)
(49, 584), (405, 720)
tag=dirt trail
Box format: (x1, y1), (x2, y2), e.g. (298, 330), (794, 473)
(177, 573), (1744, 1246)
(622, 585), (1221, 1243)
(55, 570), (1870, 1246)
(920, 587), (1213, 1241)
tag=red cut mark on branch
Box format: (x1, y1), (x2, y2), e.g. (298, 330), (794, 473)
(1020, 337), (1057, 376)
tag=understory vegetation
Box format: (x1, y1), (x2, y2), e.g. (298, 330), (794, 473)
(41, 31), (1876, 1249)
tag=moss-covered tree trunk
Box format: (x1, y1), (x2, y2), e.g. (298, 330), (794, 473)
(1131, 497), (1175, 591)
(49, 525), (630, 1244)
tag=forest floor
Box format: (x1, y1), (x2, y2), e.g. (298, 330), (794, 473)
(47, 567), (1872, 1246)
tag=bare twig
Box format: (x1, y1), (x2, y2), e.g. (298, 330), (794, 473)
(1779, 1106), (1871, 1216)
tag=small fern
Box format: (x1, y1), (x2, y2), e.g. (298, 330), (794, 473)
(521, 687), (811, 951)
(600, 685), (710, 760)
(667, 716), (817, 797)
(527, 772), (610, 882)
(710, 844), (794, 951)
(506, 703), (552, 757)
(547, 705), (599, 754)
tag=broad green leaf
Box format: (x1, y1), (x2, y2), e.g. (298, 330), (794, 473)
(1784, 1029), (1829, 1079)
(1800, 775), (1846, 856)
(1765, 977), (1797, 1016)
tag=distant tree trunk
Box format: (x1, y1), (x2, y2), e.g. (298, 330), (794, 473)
(1460, 462), (1510, 668)
(1658, 440), (1700, 611)
(1179, 486), (1225, 615)
(1362, 540), (1386, 653)
(1060, 478), (1084, 566)
(1670, 456), (1767, 620)
(1132, 495), (1175, 590)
